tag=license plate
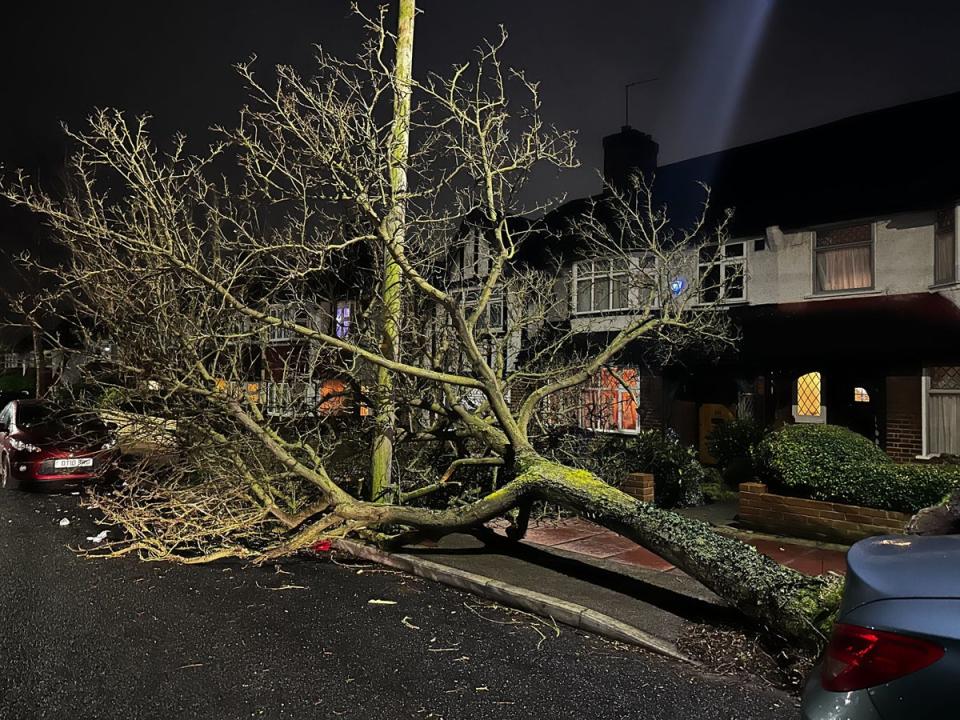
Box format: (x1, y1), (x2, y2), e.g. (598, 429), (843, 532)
(54, 458), (94, 470)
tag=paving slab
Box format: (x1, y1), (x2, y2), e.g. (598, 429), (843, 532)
(399, 532), (736, 653)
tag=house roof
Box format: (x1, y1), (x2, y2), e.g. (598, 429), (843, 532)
(533, 89), (960, 255)
(652, 90), (960, 236)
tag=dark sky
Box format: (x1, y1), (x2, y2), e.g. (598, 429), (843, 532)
(4, 1), (960, 203)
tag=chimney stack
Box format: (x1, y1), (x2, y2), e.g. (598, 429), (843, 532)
(602, 126), (659, 194)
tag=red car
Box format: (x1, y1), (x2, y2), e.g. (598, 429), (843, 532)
(0, 400), (117, 490)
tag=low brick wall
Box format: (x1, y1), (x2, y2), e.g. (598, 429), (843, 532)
(739, 482), (910, 544)
(621, 472), (655, 503)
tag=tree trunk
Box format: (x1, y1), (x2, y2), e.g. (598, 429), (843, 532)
(370, 0), (416, 501)
(338, 455), (842, 648)
(32, 324), (45, 398)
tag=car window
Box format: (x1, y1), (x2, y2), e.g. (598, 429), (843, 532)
(0, 403), (11, 428)
(15, 403), (54, 429)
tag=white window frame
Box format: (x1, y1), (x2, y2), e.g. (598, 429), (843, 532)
(813, 222), (876, 295)
(921, 366), (960, 457)
(697, 240), (748, 304)
(571, 255), (655, 315)
(454, 286), (507, 332)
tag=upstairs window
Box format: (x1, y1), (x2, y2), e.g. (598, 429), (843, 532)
(935, 208), (957, 285)
(335, 301), (354, 338)
(814, 224), (873, 293)
(574, 258), (630, 314)
(698, 241), (746, 303)
(456, 287), (506, 331)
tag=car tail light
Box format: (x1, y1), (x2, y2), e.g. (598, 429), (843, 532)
(822, 623), (944, 692)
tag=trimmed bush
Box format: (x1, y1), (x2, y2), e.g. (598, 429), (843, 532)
(539, 428), (705, 508)
(754, 423), (960, 513)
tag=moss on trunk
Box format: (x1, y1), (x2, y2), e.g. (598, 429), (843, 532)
(335, 454), (842, 648)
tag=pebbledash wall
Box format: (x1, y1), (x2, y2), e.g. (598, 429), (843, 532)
(738, 482), (910, 544)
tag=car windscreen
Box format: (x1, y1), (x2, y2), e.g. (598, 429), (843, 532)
(16, 405), (106, 435)
(16, 404), (55, 428)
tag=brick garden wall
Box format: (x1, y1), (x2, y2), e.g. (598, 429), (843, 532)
(620, 472), (655, 503)
(739, 482), (910, 544)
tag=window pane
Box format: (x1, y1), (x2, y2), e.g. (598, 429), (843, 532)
(815, 246), (872, 292)
(816, 224), (871, 248)
(796, 372), (822, 416)
(724, 262), (745, 299)
(699, 244), (719, 264)
(489, 299), (504, 329)
(935, 230), (956, 284)
(594, 278), (611, 311)
(576, 279), (592, 312)
(724, 242), (745, 258)
(929, 393), (960, 455)
(611, 275), (629, 309)
(701, 263), (721, 303)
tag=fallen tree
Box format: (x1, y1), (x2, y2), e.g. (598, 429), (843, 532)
(1, 3), (841, 647)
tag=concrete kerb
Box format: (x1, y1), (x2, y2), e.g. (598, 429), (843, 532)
(333, 538), (696, 665)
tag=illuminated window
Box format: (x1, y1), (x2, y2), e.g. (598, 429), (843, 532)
(335, 301), (354, 338)
(854, 387), (870, 403)
(794, 371), (825, 423)
(814, 224), (873, 293)
(580, 367), (640, 432)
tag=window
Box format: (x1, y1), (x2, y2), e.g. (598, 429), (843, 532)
(698, 242), (746, 303)
(580, 367), (640, 432)
(793, 371), (825, 423)
(853, 387), (870, 403)
(928, 366), (960, 455)
(457, 287), (506, 331)
(335, 301), (354, 338)
(574, 258), (631, 314)
(935, 208), (957, 285)
(814, 224), (873, 293)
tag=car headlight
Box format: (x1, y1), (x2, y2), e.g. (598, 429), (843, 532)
(9, 438), (40, 453)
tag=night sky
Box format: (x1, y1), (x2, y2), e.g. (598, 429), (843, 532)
(4, 1), (960, 204)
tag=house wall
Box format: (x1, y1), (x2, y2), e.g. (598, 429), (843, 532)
(745, 211), (945, 307)
(886, 374), (923, 461)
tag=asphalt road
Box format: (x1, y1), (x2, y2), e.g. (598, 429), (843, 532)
(0, 491), (798, 719)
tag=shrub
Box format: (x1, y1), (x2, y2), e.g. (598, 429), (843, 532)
(538, 428), (705, 508)
(706, 417), (767, 483)
(754, 423), (960, 513)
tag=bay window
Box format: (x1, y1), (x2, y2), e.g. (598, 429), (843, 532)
(574, 258), (631, 314)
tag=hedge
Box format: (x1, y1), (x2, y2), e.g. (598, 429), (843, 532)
(538, 428), (705, 508)
(754, 423), (960, 514)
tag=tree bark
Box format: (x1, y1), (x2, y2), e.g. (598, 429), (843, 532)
(370, 0), (416, 501)
(337, 454), (842, 648)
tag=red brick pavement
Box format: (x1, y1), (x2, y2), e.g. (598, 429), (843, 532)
(505, 519), (847, 577)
